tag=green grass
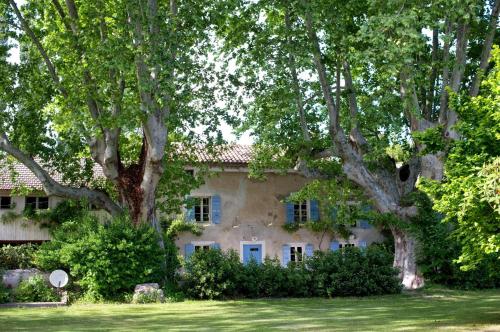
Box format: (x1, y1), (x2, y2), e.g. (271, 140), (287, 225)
(1, 287), (499, 331)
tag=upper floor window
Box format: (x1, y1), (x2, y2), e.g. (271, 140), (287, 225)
(194, 197), (210, 223)
(339, 243), (355, 249)
(290, 245), (304, 263)
(0, 196), (12, 209)
(293, 201), (308, 223)
(25, 196), (49, 210)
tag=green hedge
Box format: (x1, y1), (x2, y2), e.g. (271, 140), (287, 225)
(183, 245), (401, 300)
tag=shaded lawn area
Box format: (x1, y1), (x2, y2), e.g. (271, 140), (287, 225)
(1, 287), (499, 331)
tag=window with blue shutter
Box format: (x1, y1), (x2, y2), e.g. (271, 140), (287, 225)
(211, 243), (221, 250)
(282, 244), (291, 266)
(305, 244), (314, 257)
(185, 196), (195, 222)
(358, 205), (372, 229)
(184, 243), (194, 260)
(285, 202), (294, 224)
(309, 200), (319, 222)
(359, 241), (367, 249)
(330, 241), (340, 251)
(211, 195), (221, 224)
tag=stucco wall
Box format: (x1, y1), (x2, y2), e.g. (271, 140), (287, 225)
(0, 190), (61, 242)
(176, 171), (385, 262)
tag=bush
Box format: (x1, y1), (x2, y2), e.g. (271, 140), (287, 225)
(14, 275), (58, 302)
(0, 244), (38, 269)
(0, 279), (12, 303)
(416, 214), (500, 289)
(183, 249), (242, 299)
(182, 245), (401, 299)
(34, 214), (166, 300)
(308, 246), (401, 297)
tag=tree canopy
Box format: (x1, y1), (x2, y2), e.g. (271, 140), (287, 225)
(0, 0), (498, 288)
(217, 0), (500, 288)
(0, 0), (236, 236)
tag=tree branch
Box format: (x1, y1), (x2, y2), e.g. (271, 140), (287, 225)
(9, 0), (68, 97)
(470, 0), (500, 97)
(343, 60), (368, 149)
(302, 0), (339, 133)
(438, 19), (452, 124)
(285, 7), (310, 143)
(0, 132), (122, 216)
(445, 22), (470, 139)
(50, 0), (72, 32)
(425, 28), (439, 120)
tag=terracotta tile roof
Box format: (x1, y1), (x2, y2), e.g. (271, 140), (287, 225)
(0, 162), (60, 191)
(192, 144), (253, 164)
(0, 145), (253, 190)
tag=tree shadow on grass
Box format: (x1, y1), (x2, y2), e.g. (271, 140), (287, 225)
(1, 290), (499, 331)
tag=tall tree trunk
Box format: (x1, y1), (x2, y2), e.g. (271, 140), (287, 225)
(392, 227), (424, 289)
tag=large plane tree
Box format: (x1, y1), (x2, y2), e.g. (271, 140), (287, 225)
(0, 0), (233, 244)
(220, 0), (499, 288)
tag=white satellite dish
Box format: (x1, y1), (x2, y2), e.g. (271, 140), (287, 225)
(49, 270), (69, 288)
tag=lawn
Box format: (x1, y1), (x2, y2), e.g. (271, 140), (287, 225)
(1, 287), (499, 331)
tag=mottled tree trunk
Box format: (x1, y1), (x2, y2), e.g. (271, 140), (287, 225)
(392, 227), (424, 289)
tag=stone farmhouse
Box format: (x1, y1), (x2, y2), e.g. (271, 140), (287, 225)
(0, 145), (383, 265)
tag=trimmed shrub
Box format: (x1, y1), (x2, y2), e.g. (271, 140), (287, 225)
(182, 245), (401, 299)
(183, 249), (242, 299)
(34, 214), (166, 300)
(14, 275), (58, 302)
(0, 244), (38, 269)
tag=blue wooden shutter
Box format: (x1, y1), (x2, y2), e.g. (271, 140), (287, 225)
(310, 200), (319, 222)
(305, 244), (314, 257)
(185, 243), (194, 260)
(359, 220), (371, 229)
(185, 196), (195, 222)
(359, 205), (372, 229)
(330, 241), (340, 251)
(285, 202), (294, 224)
(359, 241), (367, 249)
(211, 243), (221, 250)
(331, 206), (338, 220)
(211, 195), (221, 224)
(282, 244), (291, 266)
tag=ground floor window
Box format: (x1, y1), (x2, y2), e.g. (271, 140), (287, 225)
(290, 245), (304, 262)
(194, 245), (211, 252)
(340, 243), (355, 249)
(25, 196), (49, 210)
(0, 196), (12, 209)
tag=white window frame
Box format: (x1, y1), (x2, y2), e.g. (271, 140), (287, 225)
(288, 242), (306, 263)
(293, 200), (309, 223)
(240, 240), (266, 263)
(191, 240), (215, 252)
(192, 196), (211, 224)
(339, 242), (355, 249)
